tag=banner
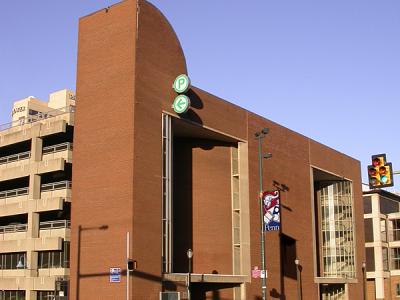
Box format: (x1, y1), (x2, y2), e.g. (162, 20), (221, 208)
(262, 190), (280, 231)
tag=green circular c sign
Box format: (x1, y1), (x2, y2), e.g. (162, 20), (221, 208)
(172, 95), (190, 114)
(173, 74), (190, 93)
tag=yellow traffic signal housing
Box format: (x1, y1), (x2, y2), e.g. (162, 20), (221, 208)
(368, 154), (394, 189)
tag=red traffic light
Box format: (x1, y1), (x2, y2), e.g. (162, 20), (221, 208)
(368, 168), (377, 176)
(372, 157), (381, 167)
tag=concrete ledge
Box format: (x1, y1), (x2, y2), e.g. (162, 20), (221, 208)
(0, 275), (62, 290)
(163, 273), (249, 283)
(314, 277), (358, 284)
(0, 198), (65, 217)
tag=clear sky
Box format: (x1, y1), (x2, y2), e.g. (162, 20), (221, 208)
(1, 0), (399, 190)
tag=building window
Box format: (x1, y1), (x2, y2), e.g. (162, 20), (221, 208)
(381, 219), (387, 242)
(318, 181), (356, 278)
(396, 283), (400, 296)
(366, 247), (375, 272)
(392, 248), (400, 270)
(37, 291), (54, 300)
(38, 241), (70, 268)
(0, 290), (25, 300)
(364, 218), (373, 242)
(364, 196), (372, 214)
(380, 197), (400, 214)
(391, 219), (400, 241)
(383, 247), (389, 271)
(0, 252), (26, 269)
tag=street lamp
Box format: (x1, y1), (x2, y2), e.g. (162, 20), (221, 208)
(187, 249), (193, 300)
(294, 258), (302, 300)
(255, 128), (271, 300)
(362, 261), (367, 300)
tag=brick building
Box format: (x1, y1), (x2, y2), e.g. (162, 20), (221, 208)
(67, 1), (366, 299)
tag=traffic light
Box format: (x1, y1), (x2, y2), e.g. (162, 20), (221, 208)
(368, 154), (394, 189)
(127, 259), (137, 271)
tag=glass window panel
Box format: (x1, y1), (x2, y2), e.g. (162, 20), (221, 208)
(364, 218), (373, 242)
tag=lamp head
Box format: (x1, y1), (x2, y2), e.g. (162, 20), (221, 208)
(187, 249), (193, 259)
(261, 128), (269, 135)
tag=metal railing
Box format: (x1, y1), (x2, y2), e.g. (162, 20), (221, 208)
(41, 181), (72, 192)
(0, 223), (28, 234)
(0, 151), (31, 165)
(40, 220), (71, 230)
(0, 105), (75, 132)
(43, 142), (73, 155)
(0, 187), (29, 199)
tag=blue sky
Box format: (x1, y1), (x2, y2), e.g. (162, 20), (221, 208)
(1, 0), (399, 190)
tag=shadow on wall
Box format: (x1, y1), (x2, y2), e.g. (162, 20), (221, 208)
(180, 89), (204, 125)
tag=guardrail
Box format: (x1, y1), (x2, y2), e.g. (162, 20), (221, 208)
(0, 187), (29, 199)
(0, 223), (28, 234)
(0, 105), (75, 132)
(42, 142), (73, 155)
(0, 151), (31, 165)
(41, 181), (72, 192)
(40, 220), (71, 230)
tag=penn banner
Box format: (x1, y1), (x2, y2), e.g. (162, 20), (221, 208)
(262, 190), (280, 231)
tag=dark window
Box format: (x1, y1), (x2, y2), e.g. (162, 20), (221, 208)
(392, 248), (400, 270)
(38, 241), (70, 268)
(0, 252), (26, 270)
(366, 247), (375, 272)
(364, 218), (374, 242)
(383, 248), (389, 271)
(0, 290), (25, 300)
(380, 197), (399, 214)
(392, 219), (400, 241)
(364, 196), (372, 214)
(397, 283), (400, 296)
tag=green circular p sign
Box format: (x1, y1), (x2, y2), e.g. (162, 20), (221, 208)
(172, 95), (190, 114)
(173, 74), (190, 93)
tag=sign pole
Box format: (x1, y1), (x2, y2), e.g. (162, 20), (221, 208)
(126, 232), (130, 300)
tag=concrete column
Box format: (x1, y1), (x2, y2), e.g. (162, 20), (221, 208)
(372, 195), (385, 299)
(29, 174), (41, 200)
(26, 251), (38, 277)
(26, 290), (37, 300)
(28, 212), (40, 238)
(30, 137), (43, 162)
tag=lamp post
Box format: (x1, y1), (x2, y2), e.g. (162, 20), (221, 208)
(255, 128), (271, 300)
(362, 261), (367, 300)
(294, 258), (302, 300)
(187, 249), (193, 300)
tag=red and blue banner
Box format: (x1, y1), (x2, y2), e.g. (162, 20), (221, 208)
(262, 190), (280, 231)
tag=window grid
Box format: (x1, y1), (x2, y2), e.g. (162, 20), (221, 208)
(0, 252), (26, 270)
(38, 241), (70, 269)
(320, 181), (356, 278)
(391, 248), (400, 270)
(0, 291), (25, 300)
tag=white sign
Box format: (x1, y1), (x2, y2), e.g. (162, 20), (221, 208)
(173, 74), (190, 93)
(109, 267), (121, 283)
(172, 95), (190, 114)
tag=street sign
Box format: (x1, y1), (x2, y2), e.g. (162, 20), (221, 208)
(109, 267), (121, 283)
(172, 95), (190, 114)
(172, 74), (190, 93)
